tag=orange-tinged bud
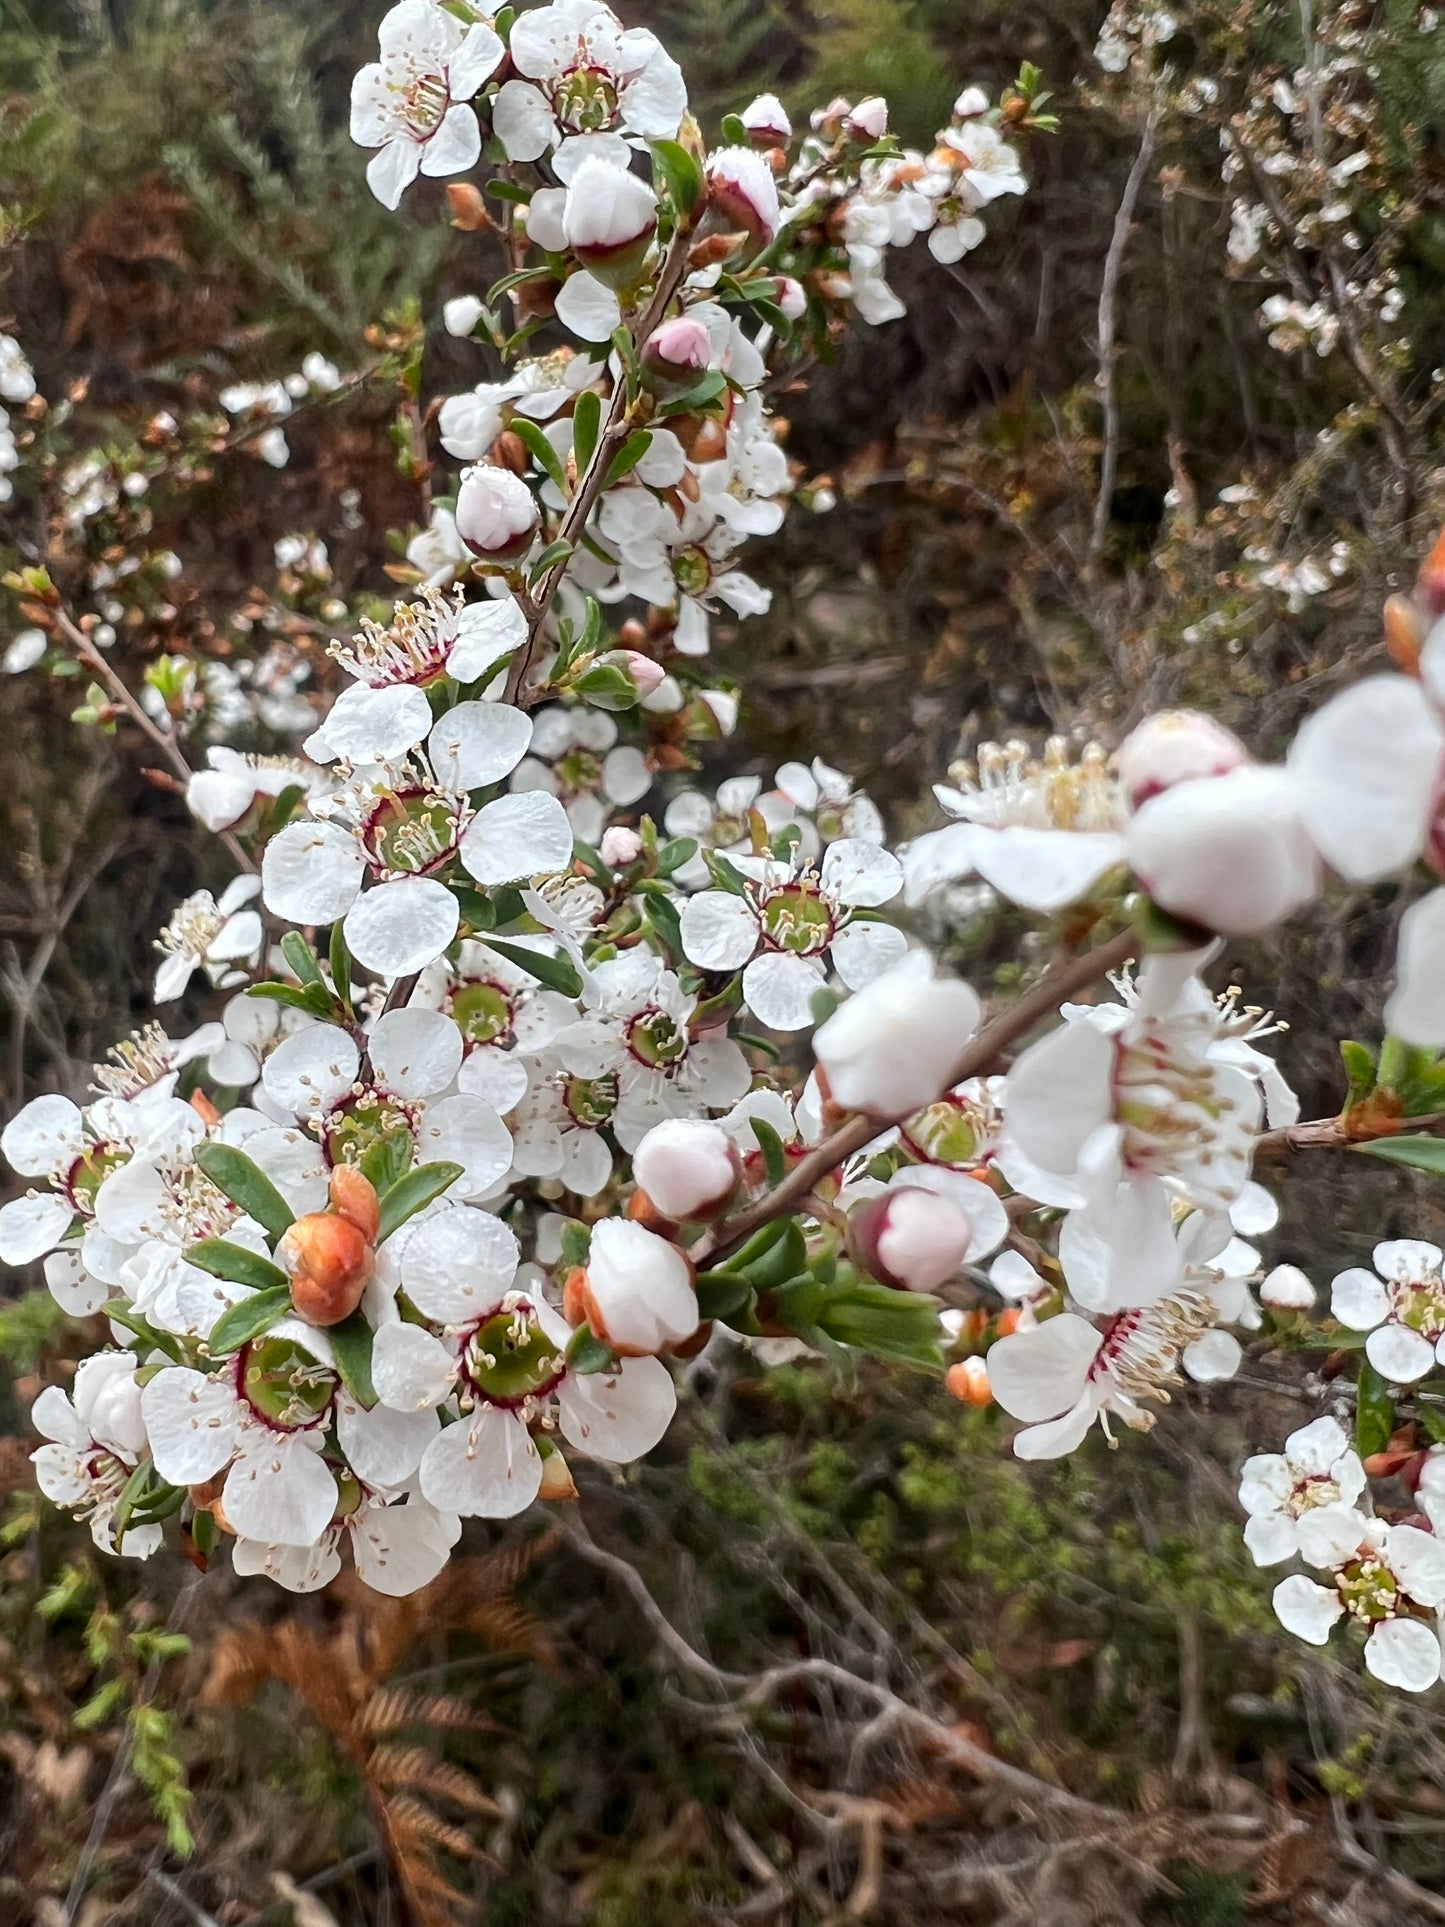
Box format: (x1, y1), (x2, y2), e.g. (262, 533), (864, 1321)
(1385, 593), (1428, 676)
(946, 1357), (993, 1407)
(278, 1212), (373, 1327)
(189, 1090), (223, 1128)
(1418, 528), (1445, 615)
(447, 182), (492, 231)
(329, 1164), (380, 1242)
(994, 1306), (1022, 1338)
(562, 1265), (589, 1329)
(626, 1188), (678, 1234)
(538, 1451), (579, 1502)
(492, 429), (530, 477)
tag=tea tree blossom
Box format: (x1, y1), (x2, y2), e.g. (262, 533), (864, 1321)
(1239, 1417), (1366, 1567)
(1330, 1241), (1445, 1383)
(350, 0), (505, 210)
(492, 0), (686, 168)
(153, 877), (264, 1002)
(1273, 1510), (1445, 1690)
(31, 1353), (160, 1557)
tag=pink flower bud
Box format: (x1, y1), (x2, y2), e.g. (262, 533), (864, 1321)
(851, 1184), (973, 1292)
(562, 157), (658, 286)
(706, 147), (781, 242)
(741, 93), (792, 145)
(582, 1219), (698, 1355)
(1125, 766), (1322, 936)
(1115, 710), (1251, 808)
(634, 1118), (741, 1222)
(620, 649), (666, 697)
(455, 463), (541, 562)
(814, 951), (983, 1118)
(600, 825), (644, 867)
(811, 96), (853, 137)
(643, 316), (713, 382)
(847, 96), (889, 141)
(777, 276), (807, 321)
(953, 86), (989, 120)
(1260, 1263), (1315, 1310)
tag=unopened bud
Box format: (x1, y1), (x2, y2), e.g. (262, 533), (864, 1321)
(945, 1357), (993, 1406)
(443, 294), (486, 338)
(491, 429), (530, 476)
(620, 649), (665, 697)
(776, 276), (807, 321)
(455, 462), (541, 562)
(329, 1164), (380, 1242)
(633, 1119), (741, 1223)
(953, 86), (989, 120)
(446, 182), (491, 231)
(562, 158), (658, 286)
(705, 148), (781, 242)
(538, 1449), (579, 1501)
(580, 1219), (698, 1355)
(601, 825), (644, 867)
(846, 96), (888, 141)
(1115, 710), (1251, 808)
(1260, 1263), (1315, 1310)
(643, 316), (713, 386)
(1417, 528), (1445, 617)
(278, 1210), (374, 1327)
(851, 1184), (973, 1292)
(814, 951), (982, 1118)
(740, 93), (792, 145)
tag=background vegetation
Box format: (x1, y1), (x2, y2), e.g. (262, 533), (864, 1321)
(4, 0), (1445, 1919)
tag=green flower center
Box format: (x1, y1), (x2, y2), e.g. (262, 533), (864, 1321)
(759, 881), (835, 955)
(563, 1073), (618, 1128)
(64, 1142), (128, 1215)
(464, 1302), (565, 1406)
(555, 748), (604, 798)
(672, 546), (713, 597)
(553, 66), (621, 134)
(1337, 1556), (1400, 1623)
(364, 787), (462, 877)
(449, 977), (517, 1048)
(901, 1098), (983, 1168)
(324, 1087), (419, 1170)
(625, 1008), (688, 1071)
(1390, 1274), (1445, 1342)
(240, 1338), (337, 1431)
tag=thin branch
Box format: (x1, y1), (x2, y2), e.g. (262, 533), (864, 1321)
(692, 926), (1139, 1269)
(1088, 109), (1159, 570)
(1254, 1111), (1445, 1162)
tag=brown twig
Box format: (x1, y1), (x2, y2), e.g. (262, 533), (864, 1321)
(1088, 108), (1159, 571)
(1254, 1111), (1445, 1162)
(692, 926), (1138, 1270)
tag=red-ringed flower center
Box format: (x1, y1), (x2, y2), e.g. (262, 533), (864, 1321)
(448, 977), (518, 1048)
(323, 1086), (420, 1170)
(1285, 1471), (1343, 1518)
(363, 787), (463, 877)
(63, 1141), (128, 1216)
(237, 1337), (337, 1432)
(461, 1300), (566, 1407)
(562, 1072), (619, 1127)
(758, 880), (835, 956)
(1389, 1272), (1445, 1343)
(625, 1007), (688, 1072)
(901, 1096), (987, 1168)
(396, 63), (451, 139)
(553, 63), (621, 133)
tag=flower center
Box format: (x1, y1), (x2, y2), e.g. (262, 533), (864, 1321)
(448, 977), (518, 1048)
(562, 1072), (619, 1127)
(63, 1141), (127, 1216)
(672, 545), (714, 598)
(1337, 1555), (1401, 1623)
(462, 1299), (566, 1408)
(949, 736), (1122, 833)
(625, 1008), (688, 1071)
(901, 1092), (997, 1167)
(238, 1337), (337, 1431)
(363, 786), (463, 877)
(333, 587), (464, 688)
(393, 61), (450, 139)
(1389, 1271), (1445, 1343)
(552, 63), (621, 133)
(555, 747), (605, 798)
(91, 1024), (179, 1100)
(1091, 1288), (1217, 1409)
(1286, 1472), (1342, 1518)
(758, 880), (835, 955)
(156, 890), (227, 964)
(323, 1086), (420, 1170)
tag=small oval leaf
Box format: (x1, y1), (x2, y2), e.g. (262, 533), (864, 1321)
(194, 1142), (296, 1243)
(206, 1284), (294, 1357)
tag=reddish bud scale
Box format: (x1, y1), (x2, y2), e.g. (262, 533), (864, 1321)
(946, 1358), (993, 1407)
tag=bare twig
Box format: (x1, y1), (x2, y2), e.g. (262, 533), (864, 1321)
(1088, 109), (1159, 570)
(1254, 1111), (1445, 1162)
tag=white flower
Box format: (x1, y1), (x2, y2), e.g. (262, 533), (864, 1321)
(582, 1218), (697, 1353)
(32, 1353), (160, 1556)
(633, 1118), (739, 1220)
(812, 950), (981, 1117)
(418, 934), (577, 1115)
(186, 748), (323, 834)
(1125, 766), (1321, 936)
(1387, 888), (1445, 1047)
(1115, 711), (1250, 808)
(600, 487), (770, 656)
(443, 294), (486, 338)
(0, 333), (36, 403)
(902, 738), (1126, 914)
(998, 951), (1294, 1215)
(455, 463), (541, 561)
(509, 703), (650, 843)
(153, 876), (264, 1002)
(679, 841), (905, 1032)
(234, 1491), (460, 1596)
(143, 1324), (343, 1547)
(551, 950), (750, 1148)
(407, 507), (470, 587)
(1273, 1509), (1445, 1691)
(1238, 1417), (1366, 1566)
(1331, 1240), (1445, 1382)
(350, 0), (504, 210)
(328, 587), (527, 699)
(493, 0), (686, 169)
(936, 121), (1026, 202)
(561, 156), (657, 280)
(706, 147), (781, 240)
(1286, 674), (1443, 883)
(4, 628), (45, 674)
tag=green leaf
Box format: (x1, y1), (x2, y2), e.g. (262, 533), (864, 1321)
(247, 980), (335, 1020)
(704, 851), (749, 896)
(572, 389), (602, 473)
(329, 1312), (377, 1407)
(106, 1304), (187, 1365)
(528, 536), (575, 585)
(750, 1118), (787, 1188)
(720, 113), (748, 145)
(451, 883), (496, 933)
(738, 1219), (808, 1291)
(1355, 1136), (1445, 1177)
(602, 431), (654, 489)
(376, 1162), (465, 1245)
(658, 370), (728, 418)
(571, 660), (639, 711)
(483, 937), (584, 997)
(1355, 1357), (1395, 1459)
(205, 1284), (293, 1357)
(656, 836), (697, 878)
(1339, 1039), (1377, 1107)
(280, 932), (324, 987)
(695, 1271), (754, 1321)
(650, 138), (704, 217)
(817, 1279), (944, 1372)
(560, 1219), (591, 1269)
(329, 922), (354, 1014)
(565, 1323), (618, 1375)
(511, 418), (567, 493)
(634, 879), (682, 957)
(358, 1129), (413, 1196)
(187, 1239), (290, 1295)
(194, 1142), (295, 1243)
(1418, 1403), (1445, 1446)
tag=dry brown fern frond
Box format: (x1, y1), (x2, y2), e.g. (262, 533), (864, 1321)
(198, 1529), (558, 1925)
